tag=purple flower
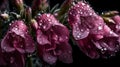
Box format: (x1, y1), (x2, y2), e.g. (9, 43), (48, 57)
(34, 14), (73, 64)
(1, 20), (35, 53)
(68, 1), (120, 58)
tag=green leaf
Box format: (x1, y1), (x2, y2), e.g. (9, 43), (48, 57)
(50, 4), (59, 13)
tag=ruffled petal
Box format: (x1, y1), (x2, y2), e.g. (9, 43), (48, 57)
(43, 52), (57, 64)
(1, 33), (15, 52)
(77, 36), (100, 59)
(72, 23), (89, 40)
(58, 42), (73, 63)
(36, 30), (50, 45)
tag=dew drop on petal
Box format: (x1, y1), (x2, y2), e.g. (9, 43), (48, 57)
(73, 23), (89, 40)
(46, 14), (50, 17)
(48, 19), (51, 22)
(89, 13), (92, 16)
(43, 26), (46, 29)
(110, 31), (113, 34)
(10, 57), (14, 63)
(103, 48), (107, 51)
(76, 5), (80, 7)
(80, 12), (83, 15)
(20, 45), (23, 48)
(9, 23), (11, 26)
(68, 51), (72, 54)
(47, 56), (51, 60)
(3, 47), (6, 50)
(81, 2), (85, 6)
(98, 26), (103, 30)
(39, 23), (42, 26)
(14, 27), (18, 31)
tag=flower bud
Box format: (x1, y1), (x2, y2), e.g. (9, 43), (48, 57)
(68, 1), (120, 58)
(0, 13), (9, 20)
(36, 13), (73, 64)
(32, 0), (49, 16)
(12, 0), (24, 13)
(25, 7), (32, 23)
(57, 0), (73, 19)
(1, 20), (35, 53)
(31, 19), (38, 30)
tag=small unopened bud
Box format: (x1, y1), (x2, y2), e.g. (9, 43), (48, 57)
(103, 17), (115, 23)
(0, 13), (9, 20)
(32, 0), (49, 16)
(25, 7), (32, 22)
(57, 0), (74, 19)
(31, 19), (38, 30)
(102, 11), (119, 17)
(13, 0), (24, 13)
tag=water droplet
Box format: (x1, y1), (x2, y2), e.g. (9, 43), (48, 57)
(20, 45), (23, 48)
(53, 35), (58, 40)
(14, 27), (18, 31)
(81, 3), (85, 6)
(89, 13), (92, 15)
(115, 50), (118, 52)
(80, 29), (84, 32)
(76, 33), (81, 38)
(46, 14), (50, 17)
(59, 37), (63, 42)
(86, 5), (89, 8)
(48, 19), (51, 22)
(4, 47), (6, 50)
(116, 25), (120, 29)
(68, 19), (70, 22)
(50, 21), (52, 24)
(43, 26), (46, 29)
(77, 11), (80, 14)
(69, 12), (72, 15)
(72, 2), (76, 6)
(21, 34), (24, 37)
(47, 57), (51, 60)
(81, 6), (84, 9)
(110, 31), (113, 34)
(40, 20), (42, 22)
(76, 5), (80, 7)
(39, 23), (42, 26)
(9, 23), (11, 26)
(65, 36), (68, 40)
(80, 12), (83, 15)
(68, 51), (71, 53)
(10, 57), (14, 63)
(38, 13), (41, 16)
(98, 26), (103, 30)
(103, 48), (107, 51)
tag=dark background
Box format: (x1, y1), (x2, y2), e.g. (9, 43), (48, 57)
(1, 0), (120, 66)
(22, 0), (120, 66)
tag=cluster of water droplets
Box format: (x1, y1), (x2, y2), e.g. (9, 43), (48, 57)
(72, 23), (89, 40)
(10, 57), (14, 64)
(70, 2), (96, 17)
